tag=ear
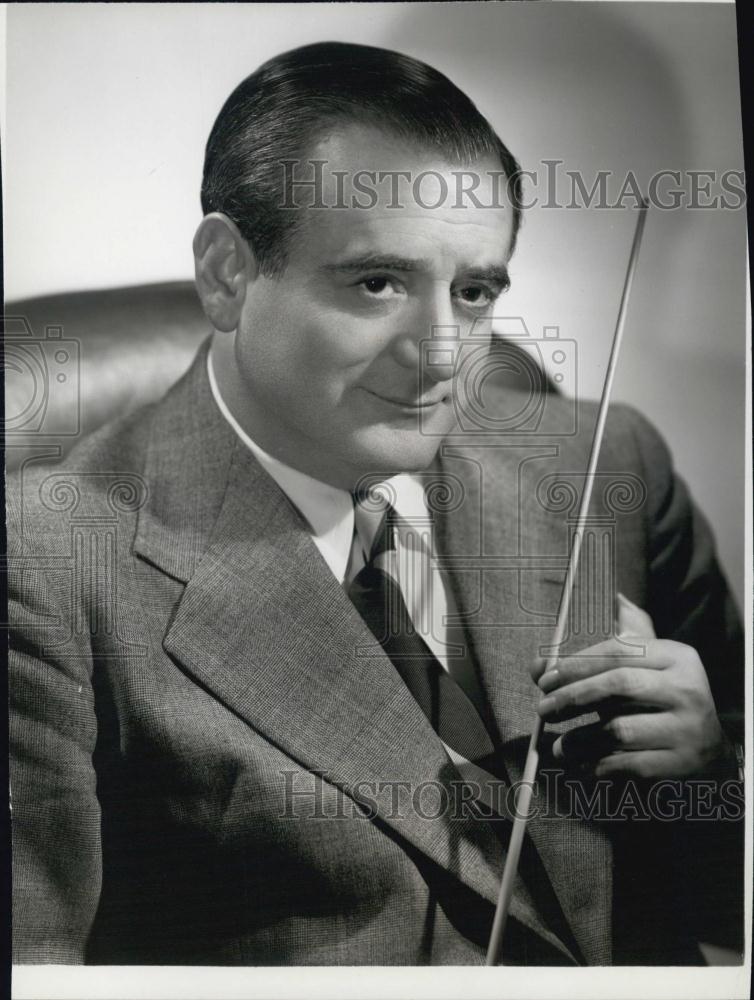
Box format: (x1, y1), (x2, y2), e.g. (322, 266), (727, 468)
(193, 213), (258, 332)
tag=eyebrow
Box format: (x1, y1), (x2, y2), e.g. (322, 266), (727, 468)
(462, 266), (511, 291)
(321, 254), (510, 289)
(321, 254), (424, 274)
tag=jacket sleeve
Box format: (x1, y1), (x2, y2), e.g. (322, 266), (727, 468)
(626, 406), (744, 746)
(8, 488), (102, 964)
(623, 406), (745, 955)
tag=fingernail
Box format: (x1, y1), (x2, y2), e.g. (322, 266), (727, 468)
(538, 669), (559, 692)
(538, 695), (556, 716)
(552, 738), (563, 760)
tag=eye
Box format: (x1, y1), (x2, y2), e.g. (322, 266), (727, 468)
(454, 284), (497, 310)
(356, 275), (400, 300)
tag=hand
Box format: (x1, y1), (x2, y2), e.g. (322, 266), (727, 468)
(532, 594), (729, 780)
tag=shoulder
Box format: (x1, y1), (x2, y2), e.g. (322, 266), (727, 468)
(456, 380), (674, 476)
(7, 401), (157, 557)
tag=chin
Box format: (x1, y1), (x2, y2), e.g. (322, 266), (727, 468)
(345, 427), (445, 479)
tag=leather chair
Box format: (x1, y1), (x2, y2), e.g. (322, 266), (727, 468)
(5, 282), (210, 472)
(4, 281), (553, 473)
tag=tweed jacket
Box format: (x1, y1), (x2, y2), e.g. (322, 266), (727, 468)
(8, 340), (744, 966)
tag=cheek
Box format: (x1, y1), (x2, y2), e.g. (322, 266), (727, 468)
(244, 287), (394, 392)
(297, 311), (387, 377)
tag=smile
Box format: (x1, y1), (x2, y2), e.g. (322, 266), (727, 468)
(363, 389), (447, 410)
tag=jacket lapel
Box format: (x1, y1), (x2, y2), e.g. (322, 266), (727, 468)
(435, 430), (614, 966)
(134, 345), (576, 963)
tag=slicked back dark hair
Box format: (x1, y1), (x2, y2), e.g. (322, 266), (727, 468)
(201, 41), (523, 276)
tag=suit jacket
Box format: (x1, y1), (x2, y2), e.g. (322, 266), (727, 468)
(8, 339), (744, 966)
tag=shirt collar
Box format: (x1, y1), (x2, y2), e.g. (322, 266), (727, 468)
(207, 350), (429, 583)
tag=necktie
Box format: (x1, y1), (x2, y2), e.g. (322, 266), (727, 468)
(348, 499), (497, 765)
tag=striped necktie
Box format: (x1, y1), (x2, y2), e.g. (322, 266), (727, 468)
(348, 499), (497, 765)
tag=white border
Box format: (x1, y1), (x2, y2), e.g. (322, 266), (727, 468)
(8, 964), (754, 1000)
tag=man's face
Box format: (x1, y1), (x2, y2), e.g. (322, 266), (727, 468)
(227, 125), (515, 489)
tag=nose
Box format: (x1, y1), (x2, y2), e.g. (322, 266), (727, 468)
(422, 324), (460, 384)
(390, 285), (460, 385)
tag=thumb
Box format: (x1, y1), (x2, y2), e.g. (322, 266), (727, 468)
(615, 592), (656, 639)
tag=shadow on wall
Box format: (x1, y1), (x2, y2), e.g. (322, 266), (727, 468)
(381, 2), (692, 177)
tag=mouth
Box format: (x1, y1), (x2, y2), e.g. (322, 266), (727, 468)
(363, 388), (448, 411)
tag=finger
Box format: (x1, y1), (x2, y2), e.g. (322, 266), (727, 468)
(552, 713), (678, 763)
(616, 592), (656, 639)
(538, 667), (674, 722)
(537, 640), (670, 694)
(593, 749), (679, 781)
(528, 656), (548, 684)
(536, 599), (657, 694)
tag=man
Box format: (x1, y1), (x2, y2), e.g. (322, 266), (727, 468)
(9, 41), (744, 966)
